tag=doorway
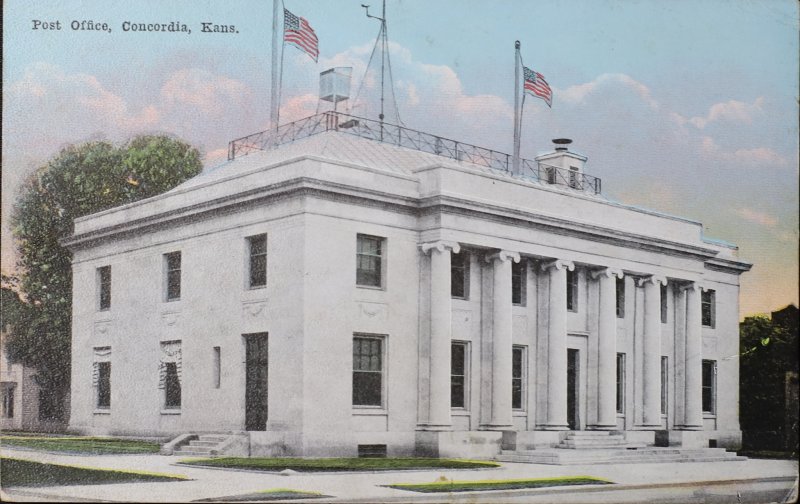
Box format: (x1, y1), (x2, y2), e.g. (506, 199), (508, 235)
(244, 333), (268, 431)
(567, 348), (580, 430)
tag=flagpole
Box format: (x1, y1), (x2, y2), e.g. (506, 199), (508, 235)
(270, 0), (281, 140)
(512, 40), (521, 175)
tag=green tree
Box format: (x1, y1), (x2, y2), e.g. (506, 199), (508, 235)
(740, 312), (799, 452)
(5, 136), (202, 412)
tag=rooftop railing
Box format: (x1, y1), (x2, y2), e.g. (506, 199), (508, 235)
(228, 111), (602, 194)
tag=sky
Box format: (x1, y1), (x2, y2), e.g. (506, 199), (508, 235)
(2, 0), (798, 318)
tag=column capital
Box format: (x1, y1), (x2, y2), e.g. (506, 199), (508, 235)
(540, 259), (574, 273)
(420, 240), (461, 255)
(636, 274), (667, 287)
(485, 250), (521, 264)
(590, 267), (624, 280)
(678, 281), (704, 293)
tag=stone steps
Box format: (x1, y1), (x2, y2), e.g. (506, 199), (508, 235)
(555, 430), (642, 450)
(498, 447), (747, 465)
(499, 431), (746, 465)
(172, 433), (233, 457)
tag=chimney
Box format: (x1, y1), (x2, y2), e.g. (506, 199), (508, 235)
(534, 138), (588, 174)
(553, 138), (571, 152)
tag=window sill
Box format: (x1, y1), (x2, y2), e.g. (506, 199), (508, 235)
(161, 409), (181, 415)
(93, 409), (111, 415)
(512, 410), (527, 416)
(703, 413), (717, 419)
(356, 284), (385, 291)
(451, 409), (470, 416)
(352, 407), (387, 416)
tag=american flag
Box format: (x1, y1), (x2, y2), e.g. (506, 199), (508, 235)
(284, 8), (319, 62)
(523, 66), (552, 107)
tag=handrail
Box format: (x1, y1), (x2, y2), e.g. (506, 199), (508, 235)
(228, 111), (601, 194)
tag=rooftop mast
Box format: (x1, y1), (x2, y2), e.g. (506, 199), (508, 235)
(359, 0), (399, 140)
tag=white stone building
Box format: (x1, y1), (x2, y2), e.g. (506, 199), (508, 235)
(65, 113), (750, 457)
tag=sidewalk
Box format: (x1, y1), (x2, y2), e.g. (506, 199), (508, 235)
(1, 446), (797, 503)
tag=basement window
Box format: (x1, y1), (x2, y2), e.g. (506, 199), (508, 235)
(357, 444), (387, 458)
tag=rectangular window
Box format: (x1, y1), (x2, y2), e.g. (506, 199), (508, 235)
(512, 346), (526, 410)
(661, 356), (668, 415)
(701, 289), (716, 328)
(164, 251), (182, 301)
(247, 234), (267, 289)
(353, 336), (383, 407)
(164, 362), (181, 409)
(512, 260), (526, 306)
(566, 269), (578, 312)
(97, 361), (111, 409)
(702, 360), (716, 414)
(616, 277), (625, 318)
(616, 353), (625, 414)
(451, 342), (467, 409)
(97, 265), (111, 310)
(1, 383), (15, 418)
(451, 251), (469, 299)
(661, 284), (668, 324)
(356, 234), (384, 288)
(213, 346), (221, 389)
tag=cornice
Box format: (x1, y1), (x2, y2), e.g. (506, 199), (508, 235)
(63, 175), (750, 276)
(420, 195), (720, 262)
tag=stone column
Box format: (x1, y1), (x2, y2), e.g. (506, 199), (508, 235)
(591, 267), (624, 429)
(484, 250), (520, 429)
(638, 275), (666, 427)
(541, 259), (574, 430)
(683, 282), (704, 429)
(420, 240), (460, 429)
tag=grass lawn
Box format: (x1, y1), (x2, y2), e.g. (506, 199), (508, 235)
(0, 435), (161, 454)
(196, 489), (330, 501)
(0, 457), (188, 487)
(179, 457), (499, 472)
(386, 476), (613, 493)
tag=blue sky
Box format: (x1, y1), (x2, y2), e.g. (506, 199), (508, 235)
(2, 0), (798, 316)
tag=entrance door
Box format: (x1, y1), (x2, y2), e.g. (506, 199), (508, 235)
(567, 349), (579, 430)
(244, 333), (268, 431)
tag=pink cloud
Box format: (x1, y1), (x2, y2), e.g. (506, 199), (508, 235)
(688, 97), (764, 129)
(700, 136), (788, 167)
(735, 207), (777, 228)
(557, 74), (659, 110)
(161, 68), (251, 116)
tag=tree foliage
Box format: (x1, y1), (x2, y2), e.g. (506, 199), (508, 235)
(5, 136), (202, 399)
(739, 310), (799, 451)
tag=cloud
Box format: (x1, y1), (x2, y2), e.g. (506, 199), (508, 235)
(735, 207), (778, 228)
(700, 135), (788, 167)
(688, 97), (764, 129)
(557, 73), (659, 110)
(161, 68), (251, 117)
(280, 93), (318, 122)
(6, 62), (161, 140)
